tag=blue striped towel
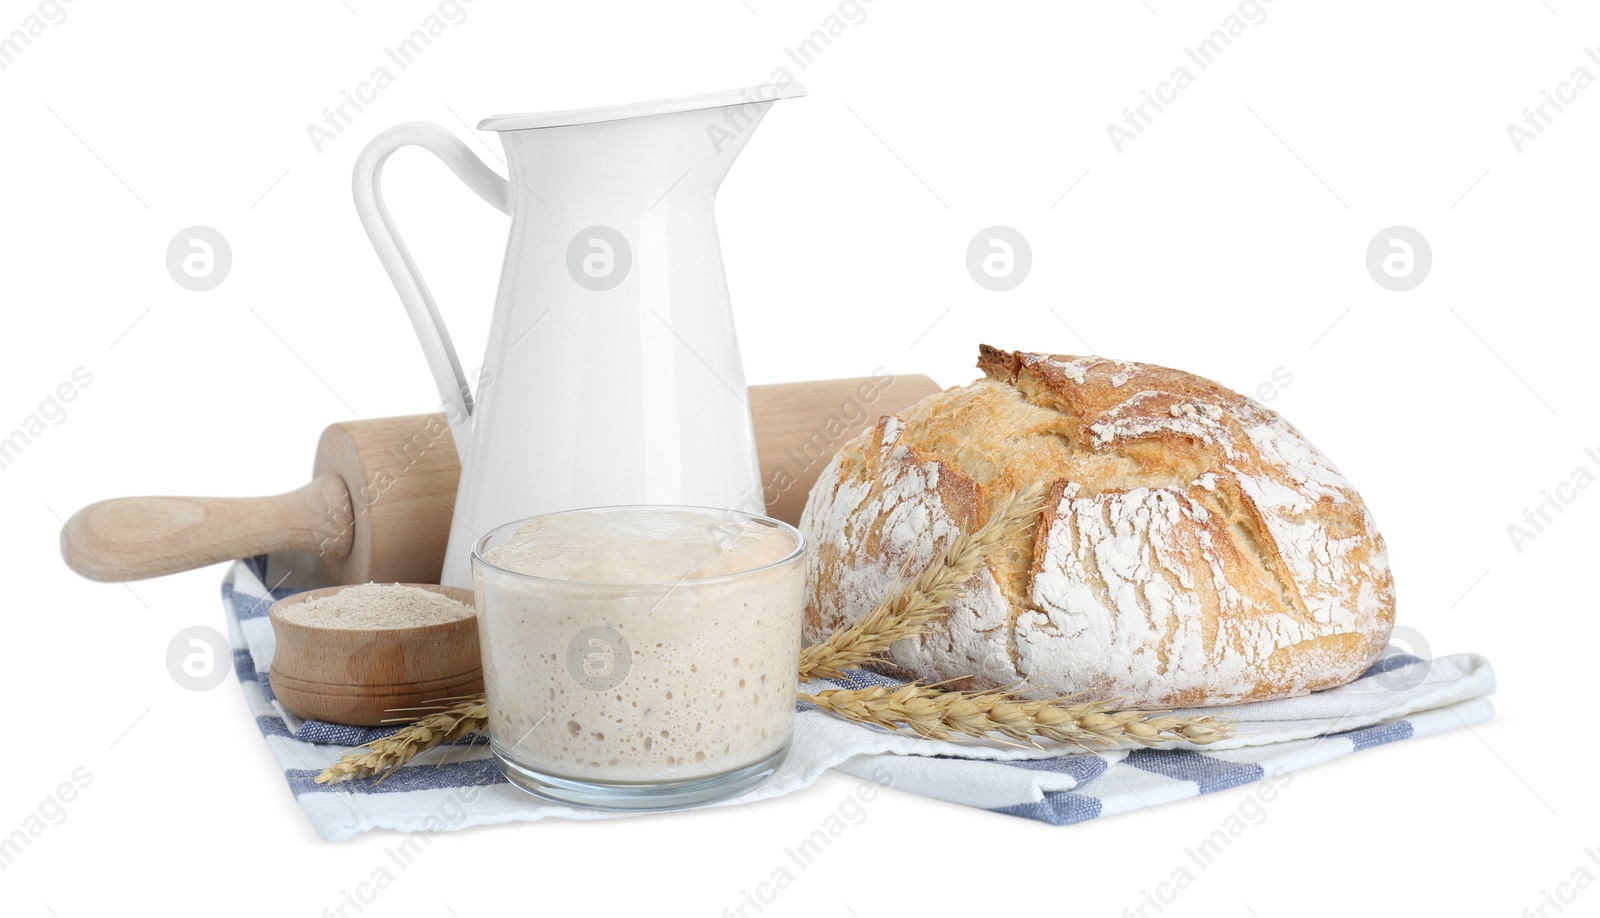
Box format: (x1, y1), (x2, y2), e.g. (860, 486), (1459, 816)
(223, 556), (1497, 842)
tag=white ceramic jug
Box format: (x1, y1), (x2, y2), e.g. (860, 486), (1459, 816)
(353, 84), (805, 587)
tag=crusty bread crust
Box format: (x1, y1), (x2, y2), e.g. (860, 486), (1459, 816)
(800, 346), (1395, 707)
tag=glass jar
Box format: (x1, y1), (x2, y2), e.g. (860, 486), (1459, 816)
(471, 505), (806, 809)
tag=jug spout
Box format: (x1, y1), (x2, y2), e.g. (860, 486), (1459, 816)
(699, 84), (801, 161)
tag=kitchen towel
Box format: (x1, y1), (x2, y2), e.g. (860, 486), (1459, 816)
(223, 557), (1497, 842)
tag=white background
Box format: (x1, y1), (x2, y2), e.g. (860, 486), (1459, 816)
(2, 1), (1596, 915)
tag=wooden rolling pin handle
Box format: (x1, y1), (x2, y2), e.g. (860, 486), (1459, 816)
(61, 475), (355, 582)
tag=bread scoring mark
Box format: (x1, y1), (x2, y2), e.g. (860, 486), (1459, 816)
(1205, 476), (1315, 627)
(1089, 390), (1231, 453)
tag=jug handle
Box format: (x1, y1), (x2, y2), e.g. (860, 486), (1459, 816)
(352, 123), (511, 461)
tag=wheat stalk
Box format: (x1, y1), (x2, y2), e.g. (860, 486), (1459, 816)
(797, 480), (1048, 682)
(801, 682), (1228, 750)
(314, 696), (488, 784)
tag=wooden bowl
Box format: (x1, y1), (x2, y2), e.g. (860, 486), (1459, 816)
(268, 584), (482, 727)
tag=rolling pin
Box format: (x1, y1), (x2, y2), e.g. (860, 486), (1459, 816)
(61, 374), (940, 585)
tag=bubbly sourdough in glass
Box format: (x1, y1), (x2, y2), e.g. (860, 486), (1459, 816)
(473, 507), (804, 793)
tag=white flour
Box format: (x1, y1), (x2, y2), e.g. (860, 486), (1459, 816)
(277, 583), (473, 629)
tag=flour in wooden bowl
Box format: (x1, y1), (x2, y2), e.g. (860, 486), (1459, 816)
(276, 582), (475, 630)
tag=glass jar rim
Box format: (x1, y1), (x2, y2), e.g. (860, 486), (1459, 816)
(469, 504), (807, 588)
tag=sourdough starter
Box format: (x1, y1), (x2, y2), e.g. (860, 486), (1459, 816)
(474, 507), (804, 783)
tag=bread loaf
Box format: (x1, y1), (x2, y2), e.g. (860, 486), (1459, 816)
(800, 346), (1395, 707)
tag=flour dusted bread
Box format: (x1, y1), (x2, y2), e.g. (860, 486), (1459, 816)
(800, 346), (1396, 707)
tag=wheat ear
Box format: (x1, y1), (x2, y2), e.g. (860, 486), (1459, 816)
(314, 696), (488, 784)
(797, 480), (1048, 682)
(800, 683), (1229, 750)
